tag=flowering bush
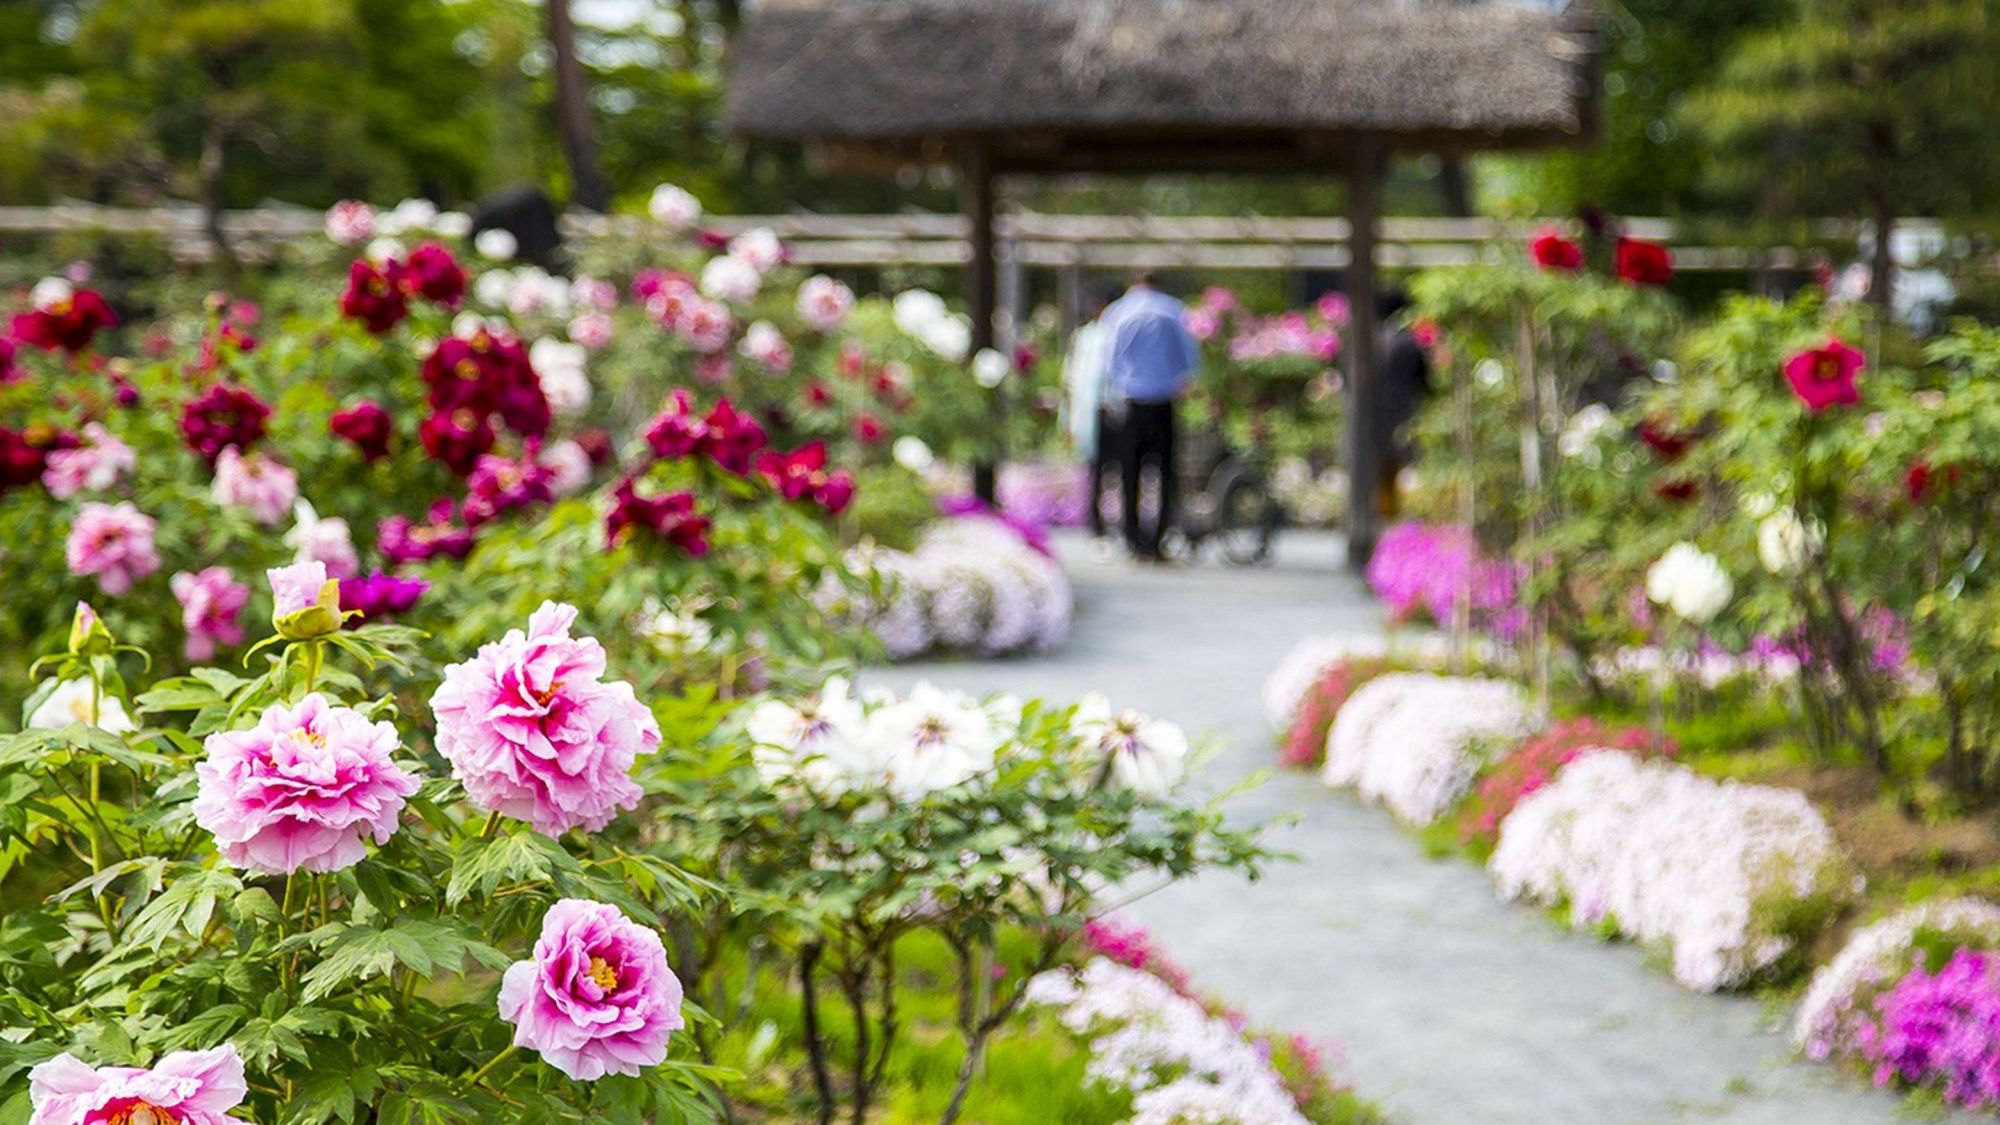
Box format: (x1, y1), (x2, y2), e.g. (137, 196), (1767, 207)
(1489, 751), (1848, 990)
(822, 512), (1073, 661)
(1453, 718), (1671, 849)
(662, 676), (1272, 1119)
(1365, 522), (1525, 641)
(1852, 949), (2000, 1109)
(1278, 658), (1391, 771)
(1260, 633), (1414, 732)
(1320, 673), (1540, 826)
(0, 599), (714, 1120)
(1181, 286), (1346, 466)
(1794, 897), (2000, 1067)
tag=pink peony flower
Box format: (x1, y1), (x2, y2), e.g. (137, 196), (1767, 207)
(568, 310), (614, 350)
(325, 200), (376, 245)
(430, 602), (660, 836)
(66, 502), (159, 596)
(193, 693), (419, 874)
(28, 1044), (246, 1125)
(1783, 338), (1864, 412)
(796, 275), (855, 332)
(498, 898), (685, 1080)
(267, 559), (345, 640)
(171, 567), (250, 662)
(42, 422), (135, 500)
(211, 446), (298, 527)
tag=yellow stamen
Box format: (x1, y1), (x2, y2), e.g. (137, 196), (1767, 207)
(588, 955), (619, 992)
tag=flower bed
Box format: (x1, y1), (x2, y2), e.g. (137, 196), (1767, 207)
(1794, 897), (2000, 1097)
(1490, 751), (1847, 991)
(825, 512), (1073, 661)
(1320, 673), (1539, 826)
(1279, 657), (1392, 770)
(1453, 717), (1671, 849)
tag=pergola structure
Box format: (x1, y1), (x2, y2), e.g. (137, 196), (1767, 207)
(727, 0), (1600, 566)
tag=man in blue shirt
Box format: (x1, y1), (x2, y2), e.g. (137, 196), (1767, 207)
(1100, 272), (1200, 560)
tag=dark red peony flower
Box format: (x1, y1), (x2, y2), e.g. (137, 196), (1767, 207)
(756, 441), (856, 514)
(379, 500), (476, 566)
(419, 408), (495, 476)
(12, 288), (116, 354)
(462, 450), (555, 527)
(0, 336), (15, 383)
(1653, 478), (1698, 504)
(421, 336), (498, 414)
(606, 477), (710, 554)
(180, 384), (271, 462)
(400, 241), (467, 306)
(1905, 460), (1959, 503)
(854, 413), (886, 444)
(339, 258), (409, 334)
(575, 429), (615, 465)
(804, 381), (834, 409)
(1614, 238), (1673, 287)
(330, 400), (394, 461)
(0, 423), (78, 492)
(1529, 228), (1584, 272)
(700, 398), (767, 475)
(339, 572), (430, 625)
(1781, 339), (1864, 413)
(1637, 417), (1693, 462)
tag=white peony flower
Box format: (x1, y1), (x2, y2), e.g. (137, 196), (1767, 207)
(430, 211), (472, 239)
(365, 237), (405, 265)
(746, 676), (870, 795)
(921, 316), (972, 362)
(699, 255), (760, 303)
(1558, 403), (1613, 462)
(528, 337), (591, 417)
(861, 682), (1001, 799)
(505, 267), (570, 318)
(1069, 693), (1188, 799)
(737, 320), (792, 371)
(473, 228), (518, 262)
(892, 290), (949, 337)
(648, 183), (703, 229)
(640, 597), (714, 655)
(1756, 510), (1818, 576)
(1645, 541), (1733, 624)
(375, 197), (438, 238)
(796, 275), (855, 332)
(972, 348), (1010, 388)
(28, 678), (136, 734)
(537, 439), (593, 497)
(284, 499), (358, 579)
(891, 435), (935, 473)
(727, 227), (785, 273)
(30, 277), (73, 311)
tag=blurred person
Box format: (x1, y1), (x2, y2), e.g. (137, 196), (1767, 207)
(1372, 288), (1431, 519)
(1101, 271), (1200, 561)
(1062, 285), (1121, 552)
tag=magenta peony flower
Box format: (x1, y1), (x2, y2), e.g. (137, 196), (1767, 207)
(12, 283), (116, 354)
(66, 502), (159, 596)
(379, 499), (477, 566)
(171, 567), (250, 662)
(605, 478), (710, 555)
(497, 898), (685, 1080)
(339, 258), (409, 334)
(330, 400), (393, 461)
(193, 693), (419, 875)
(430, 602), (659, 836)
(339, 572), (429, 624)
(179, 384), (270, 464)
(210, 446), (299, 527)
(28, 1044), (246, 1125)
(400, 241), (467, 306)
(42, 422), (135, 500)
(1783, 339), (1864, 412)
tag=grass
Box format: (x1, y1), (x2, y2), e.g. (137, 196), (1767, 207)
(699, 930), (1384, 1124)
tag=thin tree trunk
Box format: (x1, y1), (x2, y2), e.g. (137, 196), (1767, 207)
(1869, 196), (1895, 316)
(547, 0), (610, 212)
(1437, 157), (1474, 218)
(198, 116), (235, 268)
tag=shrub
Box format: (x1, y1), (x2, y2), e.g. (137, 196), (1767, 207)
(1278, 658), (1390, 770)
(1794, 897), (2000, 1065)
(1453, 717), (1672, 849)
(1320, 673), (1539, 826)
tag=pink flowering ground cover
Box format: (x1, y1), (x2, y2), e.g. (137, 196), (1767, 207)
(1278, 658), (1391, 770)
(1855, 949), (2000, 1109)
(1454, 717), (1673, 850)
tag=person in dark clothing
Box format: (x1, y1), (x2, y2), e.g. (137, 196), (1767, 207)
(1373, 288), (1432, 519)
(1062, 286), (1123, 546)
(1099, 273), (1200, 560)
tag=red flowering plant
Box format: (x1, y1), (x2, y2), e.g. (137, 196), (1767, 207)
(1402, 236), (1680, 690)
(1453, 718), (1673, 851)
(1279, 657), (1392, 769)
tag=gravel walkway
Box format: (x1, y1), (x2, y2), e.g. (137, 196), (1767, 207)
(867, 531), (1925, 1125)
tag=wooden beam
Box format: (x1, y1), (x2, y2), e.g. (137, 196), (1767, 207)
(962, 138), (1000, 503)
(1343, 137), (1387, 571)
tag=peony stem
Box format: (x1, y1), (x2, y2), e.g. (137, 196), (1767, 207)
(465, 1043), (519, 1090)
(479, 810), (503, 839)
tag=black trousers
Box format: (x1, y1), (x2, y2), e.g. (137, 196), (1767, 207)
(1119, 400), (1177, 557)
(1088, 406), (1121, 539)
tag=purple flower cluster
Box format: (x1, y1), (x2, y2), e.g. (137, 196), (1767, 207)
(1365, 522), (1524, 641)
(995, 462), (1091, 530)
(1857, 949), (2000, 1108)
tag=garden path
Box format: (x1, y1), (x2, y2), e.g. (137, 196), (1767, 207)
(867, 531), (1932, 1125)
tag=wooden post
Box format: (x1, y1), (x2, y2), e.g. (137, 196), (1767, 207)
(963, 139), (999, 503)
(1343, 137), (1386, 570)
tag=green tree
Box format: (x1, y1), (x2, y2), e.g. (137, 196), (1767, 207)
(1680, 0), (1999, 307)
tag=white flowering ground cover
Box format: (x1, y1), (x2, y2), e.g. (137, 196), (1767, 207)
(1490, 751), (1848, 991)
(1027, 958), (1313, 1125)
(1319, 672), (1540, 826)
(825, 514), (1072, 661)
(1793, 897), (2000, 1061)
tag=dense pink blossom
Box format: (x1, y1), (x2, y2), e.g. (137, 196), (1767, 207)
(41, 422), (135, 499)
(28, 1044), (245, 1125)
(1365, 521), (1523, 640)
(211, 446), (298, 526)
(170, 567), (250, 661)
(419, 408), (496, 476)
(796, 275), (854, 332)
(339, 572), (429, 624)
(194, 693), (417, 875)
(1856, 949), (2000, 1108)
(379, 500), (477, 566)
(66, 501), (159, 595)
(498, 898), (684, 1080)
(430, 602), (660, 836)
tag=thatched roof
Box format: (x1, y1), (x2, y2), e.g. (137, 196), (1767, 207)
(726, 0), (1599, 172)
